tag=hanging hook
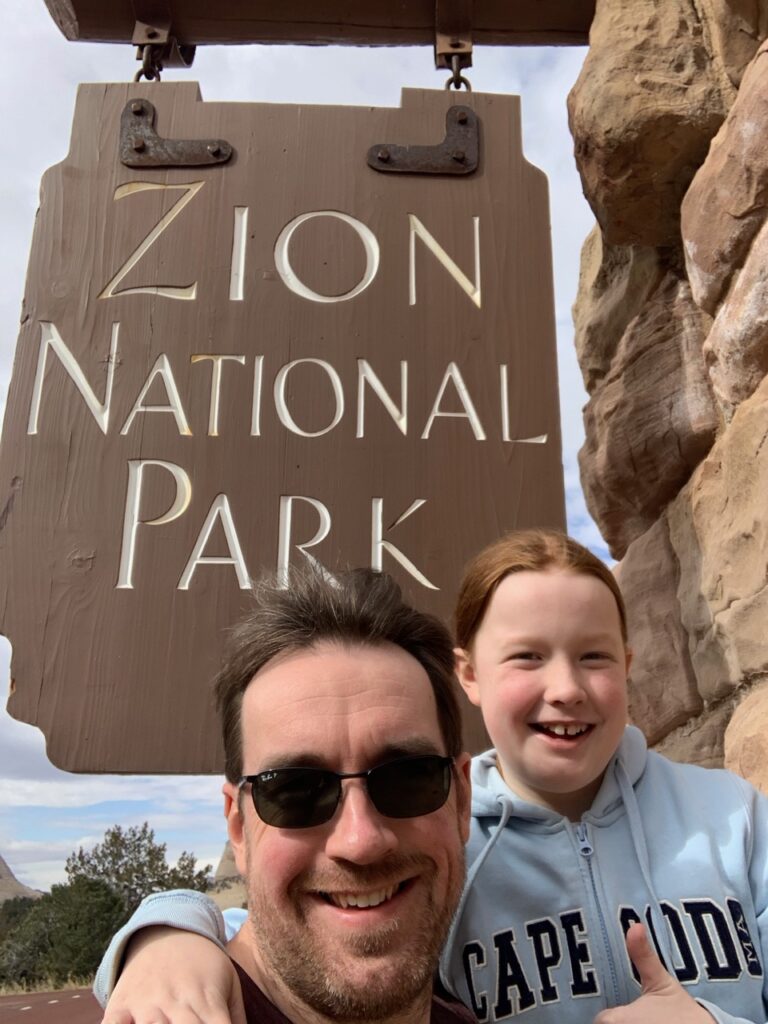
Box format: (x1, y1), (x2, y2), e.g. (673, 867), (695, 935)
(134, 43), (164, 82)
(131, 10), (195, 83)
(445, 53), (472, 91)
(435, 0), (473, 88)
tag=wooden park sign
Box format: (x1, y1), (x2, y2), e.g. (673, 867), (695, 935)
(0, 83), (564, 771)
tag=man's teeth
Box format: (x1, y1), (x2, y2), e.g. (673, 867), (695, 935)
(542, 723), (589, 737)
(328, 884), (398, 909)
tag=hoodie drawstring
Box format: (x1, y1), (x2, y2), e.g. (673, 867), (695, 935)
(440, 793), (515, 992)
(615, 758), (675, 971)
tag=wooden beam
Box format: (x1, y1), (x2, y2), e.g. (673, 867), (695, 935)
(44, 0), (594, 47)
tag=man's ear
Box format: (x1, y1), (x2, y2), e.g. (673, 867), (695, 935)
(454, 647), (481, 707)
(453, 752), (472, 844)
(223, 781), (248, 877)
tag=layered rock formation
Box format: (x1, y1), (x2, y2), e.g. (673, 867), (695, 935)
(209, 842), (246, 910)
(570, 0), (768, 777)
(0, 854), (42, 903)
(569, 0), (736, 248)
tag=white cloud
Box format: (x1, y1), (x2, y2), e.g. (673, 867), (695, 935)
(11, 861), (66, 893)
(0, 774), (221, 810)
(3, 836), (78, 861)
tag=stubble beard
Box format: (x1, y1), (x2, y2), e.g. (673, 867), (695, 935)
(245, 846), (466, 1022)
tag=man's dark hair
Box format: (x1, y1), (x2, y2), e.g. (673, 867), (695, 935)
(215, 567), (464, 782)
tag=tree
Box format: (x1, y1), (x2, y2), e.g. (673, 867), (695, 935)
(0, 895), (53, 986)
(65, 822), (211, 915)
(0, 896), (36, 944)
(45, 877), (127, 984)
(0, 822), (212, 988)
(0, 878), (125, 987)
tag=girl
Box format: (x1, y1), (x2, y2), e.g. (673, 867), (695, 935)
(97, 530), (768, 1023)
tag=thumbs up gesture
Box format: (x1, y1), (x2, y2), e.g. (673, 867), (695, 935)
(593, 924), (715, 1023)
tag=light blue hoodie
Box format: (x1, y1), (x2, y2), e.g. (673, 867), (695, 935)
(95, 727), (768, 1023)
(440, 726), (768, 1022)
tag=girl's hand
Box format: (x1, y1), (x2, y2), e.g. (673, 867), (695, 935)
(101, 926), (246, 1024)
(593, 924), (715, 1024)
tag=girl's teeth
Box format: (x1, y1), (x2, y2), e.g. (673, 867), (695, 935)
(546, 724), (588, 737)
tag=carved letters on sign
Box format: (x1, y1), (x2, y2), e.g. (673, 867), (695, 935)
(0, 84), (564, 770)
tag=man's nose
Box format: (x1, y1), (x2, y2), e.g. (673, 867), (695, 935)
(324, 780), (399, 863)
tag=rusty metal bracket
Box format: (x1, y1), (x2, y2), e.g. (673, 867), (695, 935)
(132, 15), (170, 47)
(131, 1), (195, 75)
(119, 100), (232, 168)
(435, 0), (473, 71)
(367, 106), (478, 176)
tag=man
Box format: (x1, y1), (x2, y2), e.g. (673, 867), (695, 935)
(98, 568), (474, 1024)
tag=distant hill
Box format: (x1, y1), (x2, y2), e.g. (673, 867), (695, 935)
(0, 854), (43, 903)
(208, 841), (246, 910)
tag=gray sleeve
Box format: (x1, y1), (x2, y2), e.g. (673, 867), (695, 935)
(93, 889), (227, 1007)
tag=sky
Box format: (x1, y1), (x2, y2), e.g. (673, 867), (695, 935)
(0, 1), (597, 892)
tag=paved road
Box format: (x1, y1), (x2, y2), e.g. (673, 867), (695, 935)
(0, 989), (101, 1023)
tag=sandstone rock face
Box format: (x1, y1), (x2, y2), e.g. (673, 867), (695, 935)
(572, 6), (768, 773)
(667, 375), (768, 704)
(682, 40), (768, 419)
(652, 702), (733, 768)
(724, 684), (768, 792)
(682, 41), (768, 315)
(615, 518), (702, 744)
(572, 227), (666, 392)
(568, 0), (735, 246)
(0, 854), (41, 903)
(214, 840), (238, 884)
(617, 378), (768, 764)
(210, 841), (246, 910)
(703, 217), (768, 419)
(579, 270), (717, 557)
(700, 0), (768, 88)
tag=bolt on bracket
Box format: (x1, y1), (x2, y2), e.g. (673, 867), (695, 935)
(367, 106), (479, 175)
(119, 99), (232, 168)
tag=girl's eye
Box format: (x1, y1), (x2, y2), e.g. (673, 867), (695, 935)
(582, 651), (613, 663)
(509, 651), (541, 662)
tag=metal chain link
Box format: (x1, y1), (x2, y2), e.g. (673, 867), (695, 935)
(444, 53), (472, 91)
(134, 44), (164, 82)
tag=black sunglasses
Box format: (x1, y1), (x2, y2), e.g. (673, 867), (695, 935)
(239, 754), (454, 829)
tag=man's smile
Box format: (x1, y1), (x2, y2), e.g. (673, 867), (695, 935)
(321, 881), (405, 909)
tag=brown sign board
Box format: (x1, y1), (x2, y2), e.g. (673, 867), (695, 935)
(0, 83), (564, 772)
(45, 0), (594, 46)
